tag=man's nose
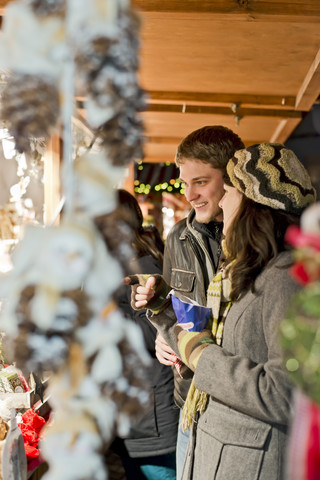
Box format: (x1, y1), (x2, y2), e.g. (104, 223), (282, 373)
(185, 185), (197, 202)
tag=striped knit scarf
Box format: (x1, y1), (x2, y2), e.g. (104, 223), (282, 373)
(181, 260), (234, 432)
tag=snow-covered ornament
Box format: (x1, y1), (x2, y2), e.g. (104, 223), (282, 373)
(73, 151), (126, 217)
(0, 2), (66, 77)
(2, 74), (60, 153)
(40, 312), (151, 480)
(0, 0), (149, 478)
(27, 0), (66, 17)
(71, 3), (146, 166)
(0, 1), (65, 151)
(0, 214), (123, 371)
(94, 205), (135, 274)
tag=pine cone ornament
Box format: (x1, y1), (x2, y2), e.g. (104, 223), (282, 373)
(1, 74), (59, 153)
(27, 0), (66, 17)
(13, 285), (92, 373)
(75, 8), (146, 166)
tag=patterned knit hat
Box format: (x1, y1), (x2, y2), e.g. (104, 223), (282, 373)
(227, 143), (316, 215)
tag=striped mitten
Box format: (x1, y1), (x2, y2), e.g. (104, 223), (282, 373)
(174, 326), (214, 371)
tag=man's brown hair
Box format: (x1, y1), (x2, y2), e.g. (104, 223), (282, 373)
(175, 125), (245, 171)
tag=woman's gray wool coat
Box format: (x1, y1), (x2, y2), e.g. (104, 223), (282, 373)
(149, 252), (301, 480)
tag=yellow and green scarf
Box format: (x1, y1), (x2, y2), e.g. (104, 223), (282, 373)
(180, 260), (234, 432)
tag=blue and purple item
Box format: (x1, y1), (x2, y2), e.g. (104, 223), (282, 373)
(170, 291), (212, 332)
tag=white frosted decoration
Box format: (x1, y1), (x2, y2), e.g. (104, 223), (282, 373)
(0, 299), (20, 336)
(28, 215), (96, 284)
(29, 287), (79, 331)
(73, 152), (125, 217)
(89, 399), (117, 442)
(84, 233), (123, 312)
(125, 320), (152, 366)
(67, 394), (117, 443)
(84, 97), (116, 128)
(30, 285), (61, 330)
(116, 377), (130, 392)
(41, 432), (106, 480)
(7, 225), (46, 286)
(76, 314), (124, 358)
(1, 2), (66, 76)
(116, 412), (131, 437)
(91, 344), (123, 382)
(68, 0), (118, 44)
(37, 225), (95, 290)
(28, 334), (67, 361)
(43, 374), (74, 413)
(77, 376), (101, 398)
(50, 297), (79, 332)
(300, 202), (320, 234)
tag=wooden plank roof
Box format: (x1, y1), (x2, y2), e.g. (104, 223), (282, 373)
(0, 0), (319, 163)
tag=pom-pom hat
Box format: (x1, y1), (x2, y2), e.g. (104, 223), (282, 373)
(227, 142), (316, 215)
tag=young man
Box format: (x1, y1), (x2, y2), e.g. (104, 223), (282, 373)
(155, 125), (245, 478)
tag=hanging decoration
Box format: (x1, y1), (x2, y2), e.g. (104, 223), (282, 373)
(280, 202), (320, 480)
(0, 1), (150, 479)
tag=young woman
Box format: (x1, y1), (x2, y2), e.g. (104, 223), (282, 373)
(129, 143), (316, 480)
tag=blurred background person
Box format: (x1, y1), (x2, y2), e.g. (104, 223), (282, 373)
(111, 189), (178, 480)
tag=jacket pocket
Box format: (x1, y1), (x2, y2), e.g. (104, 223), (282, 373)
(193, 402), (272, 480)
(171, 269), (195, 293)
(126, 390), (159, 439)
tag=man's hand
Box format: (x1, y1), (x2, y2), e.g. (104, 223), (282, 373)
(124, 275), (156, 309)
(124, 274), (171, 313)
(155, 334), (178, 366)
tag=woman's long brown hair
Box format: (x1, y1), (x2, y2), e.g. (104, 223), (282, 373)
(224, 196), (300, 301)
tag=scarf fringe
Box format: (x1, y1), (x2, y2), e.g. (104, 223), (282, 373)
(181, 377), (208, 432)
(180, 260), (235, 432)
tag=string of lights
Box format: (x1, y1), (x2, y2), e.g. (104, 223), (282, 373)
(134, 161), (185, 195)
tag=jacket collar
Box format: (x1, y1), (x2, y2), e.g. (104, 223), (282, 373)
(179, 209), (196, 240)
(179, 209), (223, 242)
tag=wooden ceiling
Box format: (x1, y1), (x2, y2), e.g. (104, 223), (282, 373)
(133, 0), (320, 163)
(0, 0), (320, 165)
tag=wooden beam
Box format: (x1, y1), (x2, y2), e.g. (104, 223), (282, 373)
(1, 0), (319, 20)
(149, 91), (296, 109)
(145, 136), (263, 146)
(145, 136), (183, 145)
(146, 103), (303, 119)
(139, 155), (176, 164)
(141, 142), (263, 163)
(133, 0), (320, 22)
(295, 47), (320, 111)
(269, 117), (302, 144)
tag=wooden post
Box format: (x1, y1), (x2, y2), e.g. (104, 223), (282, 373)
(43, 135), (61, 225)
(123, 161), (135, 194)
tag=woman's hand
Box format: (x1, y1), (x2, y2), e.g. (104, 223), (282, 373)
(155, 333), (178, 366)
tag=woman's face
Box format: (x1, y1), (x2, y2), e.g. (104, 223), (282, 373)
(218, 184), (243, 235)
